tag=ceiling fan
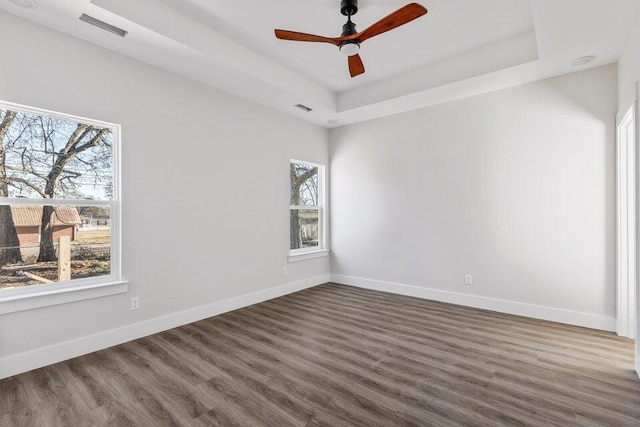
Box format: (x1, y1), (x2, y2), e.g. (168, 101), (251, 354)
(274, 0), (428, 78)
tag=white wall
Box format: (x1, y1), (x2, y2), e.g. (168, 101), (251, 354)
(619, 13), (640, 113)
(0, 12), (329, 377)
(618, 9), (640, 376)
(330, 64), (617, 330)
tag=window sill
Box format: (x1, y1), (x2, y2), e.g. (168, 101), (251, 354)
(0, 280), (129, 315)
(288, 249), (330, 263)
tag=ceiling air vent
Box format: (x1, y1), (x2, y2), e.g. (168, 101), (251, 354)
(79, 14), (128, 37)
(9, 0), (39, 8)
(294, 104), (313, 112)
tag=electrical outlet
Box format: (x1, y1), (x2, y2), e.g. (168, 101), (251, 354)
(465, 274), (473, 285)
(130, 297), (140, 311)
(282, 267), (288, 276)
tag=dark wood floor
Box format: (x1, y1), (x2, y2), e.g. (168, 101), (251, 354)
(1, 283), (639, 426)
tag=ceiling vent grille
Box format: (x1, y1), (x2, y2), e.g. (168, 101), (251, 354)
(79, 14), (128, 37)
(294, 104), (313, 112)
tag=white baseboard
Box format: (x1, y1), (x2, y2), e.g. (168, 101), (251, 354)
(0, 274), (329, 380)
(331, 274), (616, 332)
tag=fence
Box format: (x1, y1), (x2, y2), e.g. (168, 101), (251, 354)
(0, 242), (109, 260)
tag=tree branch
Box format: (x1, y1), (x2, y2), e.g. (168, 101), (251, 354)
(4, 164), (49, 180)
(7, 177), (46, 197)
(61, 124), (88, 154)
(296, 167), (317, 184)
(71, 128), (109, 154)
(0, 110), (17, 142)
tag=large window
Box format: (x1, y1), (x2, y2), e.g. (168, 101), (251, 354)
(0, 101), (120, 298)
(290, 160), (324, 255)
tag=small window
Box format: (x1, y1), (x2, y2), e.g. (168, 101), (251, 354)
(290, 160), (324, 254)
(0, 102), (120, 295)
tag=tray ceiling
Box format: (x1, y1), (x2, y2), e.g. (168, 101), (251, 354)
(0, 0), (638, 127)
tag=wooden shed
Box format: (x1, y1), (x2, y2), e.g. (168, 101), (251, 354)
(10, 206), (81, 245)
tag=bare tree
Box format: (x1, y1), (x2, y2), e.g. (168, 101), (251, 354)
(290, 163), (318, 250)
(2, 111), (112, 262)
(0, 110), (22, 265)
(36, 125), (110, 261)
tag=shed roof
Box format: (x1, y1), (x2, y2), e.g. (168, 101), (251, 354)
(10, 205), (81, 227)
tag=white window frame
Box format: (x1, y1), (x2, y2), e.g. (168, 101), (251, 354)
(0, 100), (126, 315)
(288, 159), (328, 262)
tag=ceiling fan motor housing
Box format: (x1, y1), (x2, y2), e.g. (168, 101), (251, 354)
(341, 0), (358, 16)
(342, 20), (358, 37)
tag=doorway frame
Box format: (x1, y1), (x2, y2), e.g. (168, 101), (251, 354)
(617, 89), (638, 339)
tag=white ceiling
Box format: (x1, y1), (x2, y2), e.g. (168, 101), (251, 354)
(1, 0), (639, 127)
(156, 0), (535, 92)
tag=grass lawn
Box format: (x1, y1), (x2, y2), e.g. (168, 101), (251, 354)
(76, 229), (110, 244)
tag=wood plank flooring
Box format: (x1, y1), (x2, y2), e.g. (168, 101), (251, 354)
(1, 283), (639, 426)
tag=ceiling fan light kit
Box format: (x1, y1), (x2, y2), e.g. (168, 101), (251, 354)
(275, 0), (427, 78)
(340, 42), (360, 56)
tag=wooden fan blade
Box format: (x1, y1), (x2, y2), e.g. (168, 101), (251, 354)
(357, 3), (427, 43)
(274, 29), (341, 46)
(348, 54), (365, 77)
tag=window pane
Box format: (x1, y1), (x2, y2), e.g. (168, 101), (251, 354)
(0, 108), (114, 201)
(290, 209), (319, 250)
(0, 205), (111, 289)
(290, 162), (318, 206)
